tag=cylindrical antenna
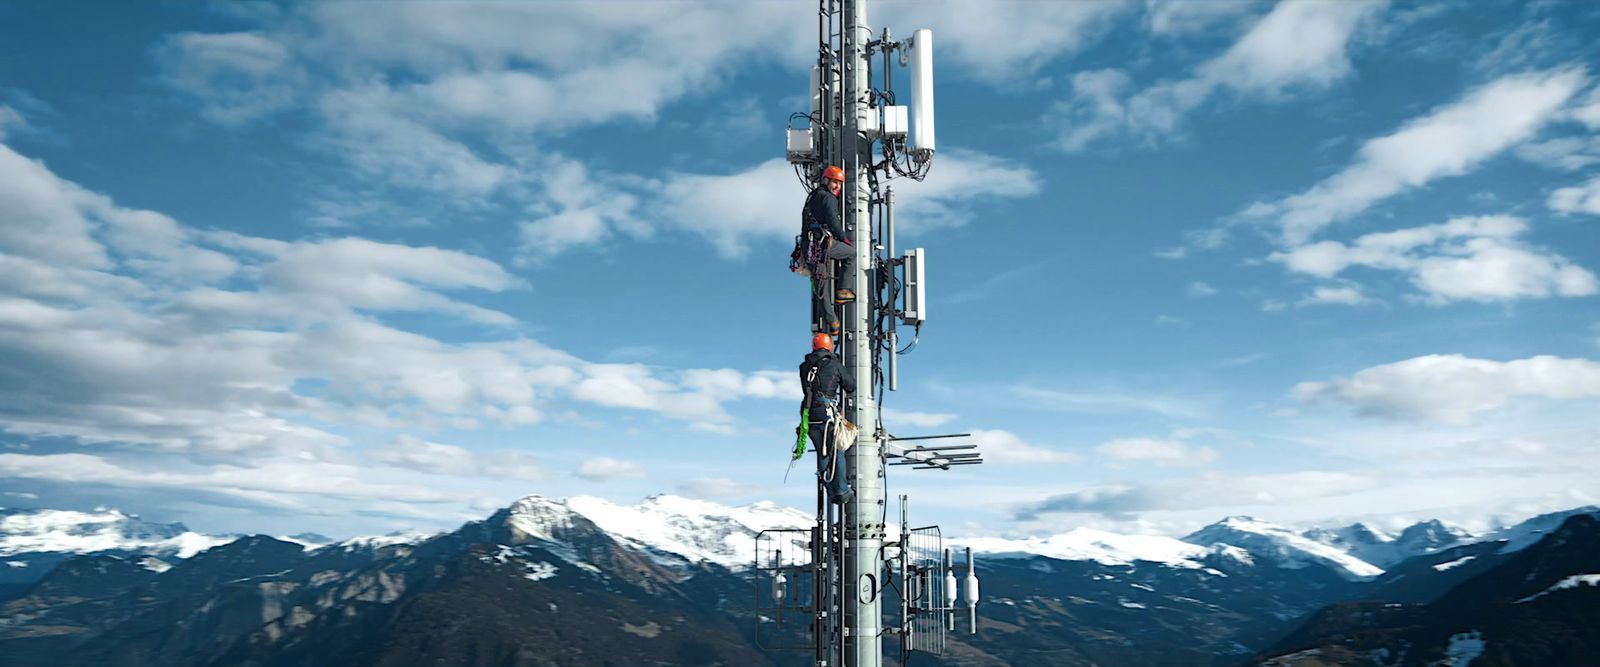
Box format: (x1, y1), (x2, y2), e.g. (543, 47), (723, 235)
(773, 552), (787, 604)
(810, 65), (823, 119)
(908, 28), (935, 159)
(964, 547), (979, 635)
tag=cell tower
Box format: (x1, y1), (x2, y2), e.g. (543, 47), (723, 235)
(758, 1), (982, 666)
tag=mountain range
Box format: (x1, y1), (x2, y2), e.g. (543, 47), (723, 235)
(1, 497), (1596, 666)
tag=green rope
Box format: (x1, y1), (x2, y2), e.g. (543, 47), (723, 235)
(793, 407), (810, 460)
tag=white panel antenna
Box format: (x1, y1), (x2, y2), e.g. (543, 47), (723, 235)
(908, 29), (935, 158)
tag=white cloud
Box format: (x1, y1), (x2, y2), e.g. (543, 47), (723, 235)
(1096, 437), (1218, 467)
(1246, 68), (1588, 244)
(316, 85), (513, 197)
(1016, 470), (1377, 519)
(880, 1), (1132, 82)
(0, 144), (112, 269)
(574, 457), (647, 482)
(970, 429), (1078, 464)
(881, 408), (956, 428)
(517, 155), (644, 258)
(0, 105), (25, 139)
(154, 32), (301, 125)
(259, 236), (522, 325)
(0, 141), (799, 467)
(1571, 84), (1600, 129)
(153, 3), (812, 204)
(373, 435), (546, 481)
(1294, 354), (1600, 425)
(1055, 69), (1134, 151)
(1012, 385), (1208, 419)
(1144, 0), (1258, 37)
(656, 151), (1039, 257)
(1516, 136), (1600, 172)
(675, 476), (764, 500)
(1299, 285), (1376, 307)
(1056, 0), (1385, 151)
(1549, 174), (1600, 215)
(1188, 281), (1218, 297)
(1201, 0), (1382, 94)
(155, 4), (1055, 257)
(1270, 215), (1596, 303)
(0, 453), (462, 505)
(568, 364), (797, 431)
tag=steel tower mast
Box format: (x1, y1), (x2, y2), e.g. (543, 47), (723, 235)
(840, 0), (882, 664)
(761, 1), (981, 665)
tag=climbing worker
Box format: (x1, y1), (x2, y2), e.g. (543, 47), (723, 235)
(802, 165), (856, 304)
(799, 332), (855, 504)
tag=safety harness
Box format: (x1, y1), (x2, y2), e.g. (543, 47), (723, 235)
(789, 204), (833, 277)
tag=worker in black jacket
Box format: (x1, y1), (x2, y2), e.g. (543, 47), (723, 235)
(803, 165), (856, 304)
(800, 332), (855, 504)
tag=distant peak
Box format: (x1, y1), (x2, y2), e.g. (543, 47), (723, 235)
(508, 495), (570, 511)
(1208, 516), (1279, 532)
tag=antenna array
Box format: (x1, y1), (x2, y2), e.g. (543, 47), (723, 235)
(762, 1), (983, 666)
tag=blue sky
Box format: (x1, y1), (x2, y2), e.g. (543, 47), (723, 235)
(0, 0), (1597, 539)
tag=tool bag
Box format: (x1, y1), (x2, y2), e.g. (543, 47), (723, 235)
(831, 413), (857, 454)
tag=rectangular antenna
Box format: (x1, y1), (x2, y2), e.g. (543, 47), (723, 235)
(903, 248), (926, 325)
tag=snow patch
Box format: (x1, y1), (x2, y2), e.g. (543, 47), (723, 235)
(1516, 573), (1600, 603)
(4, 560), (25, 568)
(334, 530), (436, 550)
(1442, 631), (1485, 666)
(1211, 543), (1254, 565)
(523, 561), (558, 582)
(138, 557), (172, 573)
(957, 529), (1210, 569)
(1432, 556), (1476, 572)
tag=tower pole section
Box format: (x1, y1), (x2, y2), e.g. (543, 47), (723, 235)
(840, 0), (882, 666)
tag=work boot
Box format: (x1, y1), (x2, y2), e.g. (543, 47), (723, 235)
(828, 319), (841, 337)
(834, 288), (855, 304)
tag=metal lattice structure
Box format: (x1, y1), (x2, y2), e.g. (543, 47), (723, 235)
(895, 508), (949, 658)
(762, 1), (984, 665)
(754, 528), (818, 651)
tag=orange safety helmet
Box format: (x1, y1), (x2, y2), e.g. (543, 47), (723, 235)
(812, 332), (834, 351)
(822, 165), (845, 182)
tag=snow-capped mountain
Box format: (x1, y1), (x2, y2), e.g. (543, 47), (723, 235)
(6, 494), (1598, 667)
(0, 507), (231, 559)
(1184, 516), (1385, 580)
(1299, 519), (1471, 568)
(503, 494), (813, 569)
(1256, 513), (1600, 666)
(957, 527), (1213, 569)
(1480, 505), (1600, 553)
(0, 507), (237, 586)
